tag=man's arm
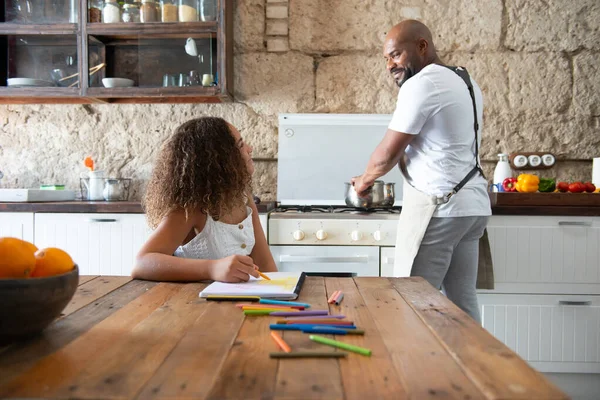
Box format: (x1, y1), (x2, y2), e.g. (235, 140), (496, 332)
(352, 128), (415, 196)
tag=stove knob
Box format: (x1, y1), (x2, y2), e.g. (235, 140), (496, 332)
(373, 230), (383, 242)
(315, 229), (328, 241)
(292, 230), (305, 241)
(351, 230), (363, 241)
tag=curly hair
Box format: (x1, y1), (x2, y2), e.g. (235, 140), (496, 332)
(143, 117), (252, 228)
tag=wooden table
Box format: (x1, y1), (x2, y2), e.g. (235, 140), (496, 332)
(0, 276), (568, 400)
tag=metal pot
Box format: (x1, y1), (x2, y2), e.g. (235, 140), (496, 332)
(381, 182), (395, 206)
(344, 180), (389, 208)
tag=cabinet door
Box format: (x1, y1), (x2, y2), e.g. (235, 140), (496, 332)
(486, 216), (600, 294)
(479, 293), (600, 373)
(380, 247), (395, 277)
(34, 213), (151, 276)
(0, 212), (34, 242)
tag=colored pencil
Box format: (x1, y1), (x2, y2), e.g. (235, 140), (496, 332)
(269, 352), (347, 359)
(260, 299), (311, 308)
(206, 295), (260, 302)
(270, 310), (329, 317)
(236, 304), (304, 310)
(270, 331), (291, 353)
(243, 308), (297, 313)
(334, 293), (344, 305)
(309, 335), (372, 356)
(285, 320), (354, 326)
(283, 315), (346, 321)
(327, 290), (340, 304)
(270, 324), (356, 331)
(244, 310), (274, 316)
(301, 327), (348, 335)
(257, 271), (271, 280)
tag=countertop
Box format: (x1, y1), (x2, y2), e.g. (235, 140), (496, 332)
(0, 276), (566, 399)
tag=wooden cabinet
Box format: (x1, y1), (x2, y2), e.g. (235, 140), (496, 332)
(0, 0), (233, 103)
(34, 213), (151, 276)
(0, 212), (34, 242)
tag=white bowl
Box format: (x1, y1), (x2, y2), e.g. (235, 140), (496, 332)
(102, 78), (135, 88)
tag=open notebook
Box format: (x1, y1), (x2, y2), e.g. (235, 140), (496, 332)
(199, 271), (306, 299)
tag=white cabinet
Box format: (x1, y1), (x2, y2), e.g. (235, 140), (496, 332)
(0, 212), (34, 242)
(479, 293), (600, 373)
(486, 215), (600, 294)
(34, 213), (151, 276)
(258, 213), (268, 239)
(270, 246), (380, 276)
(380, 247), (395, 277)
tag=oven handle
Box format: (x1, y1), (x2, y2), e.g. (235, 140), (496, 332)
(382, 256), (395, 265)
(279, 255), (370, 264)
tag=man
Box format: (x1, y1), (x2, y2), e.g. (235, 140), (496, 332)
(352, 20), (491, 322)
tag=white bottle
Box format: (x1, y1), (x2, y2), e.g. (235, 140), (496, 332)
(493, 153), (513, 192)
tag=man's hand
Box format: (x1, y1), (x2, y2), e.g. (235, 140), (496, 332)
(351, 175), (375, 197)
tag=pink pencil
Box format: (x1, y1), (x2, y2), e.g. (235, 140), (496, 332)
(284, 315), (346, 320)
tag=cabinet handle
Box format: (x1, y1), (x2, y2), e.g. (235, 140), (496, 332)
(86, 218), (118, 223)
(382, 257), (395, 264)
(558, 221), (592, 227)
(558, 300), (592, 306)
(279, 255), (369, 263)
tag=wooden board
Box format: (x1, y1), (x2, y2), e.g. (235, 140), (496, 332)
(78, 275), (99, 285)
(490, 192), (600, 207)
(390, 277), (569, 400)
(60, 276), (131, 317)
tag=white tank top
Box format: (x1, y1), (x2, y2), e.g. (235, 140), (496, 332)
(173, 207), (256, 260)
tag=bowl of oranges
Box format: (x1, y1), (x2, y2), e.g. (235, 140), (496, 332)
(0, 237), (79, 344)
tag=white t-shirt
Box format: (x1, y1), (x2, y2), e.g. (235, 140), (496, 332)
(389, 64), (491, 218)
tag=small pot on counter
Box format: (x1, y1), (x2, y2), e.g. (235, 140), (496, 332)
(345, 180), (395, 208)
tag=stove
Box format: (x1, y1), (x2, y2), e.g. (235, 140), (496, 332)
(268, 114), (402, 277)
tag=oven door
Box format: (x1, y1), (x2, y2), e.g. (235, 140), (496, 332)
(270, 246), (380, 277)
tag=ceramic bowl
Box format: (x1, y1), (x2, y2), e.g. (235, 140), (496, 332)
(102, 78), (135, 88)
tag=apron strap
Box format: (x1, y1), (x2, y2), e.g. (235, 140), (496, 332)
(437, 65), (485, 205)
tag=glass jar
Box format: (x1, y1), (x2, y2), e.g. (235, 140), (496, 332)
(178, 0), (198, 22)
(89, 0), (103, 22)
(102, 0), (121, 23)
(122, 3), (140, 22)
(199, 0), (216, 22)
(140, 0), (159, 22)
(160, 0), (178, 22)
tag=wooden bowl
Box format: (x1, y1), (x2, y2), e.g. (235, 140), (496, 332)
(0, 266), (79, 344)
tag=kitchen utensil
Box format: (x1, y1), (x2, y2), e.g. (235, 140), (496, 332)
(202, 73), (213, 86)
(178, 73), (190, 87)
(344, 180), (387, 208)
(189, 70), (201, 85)
(80, 170), (106, 200)
(102, 77), (135, 88)
(382, 182), (395, 206)
(102, 178), (131, 201)
(7, 78), (55, 87)
(163, 73), (177, 87)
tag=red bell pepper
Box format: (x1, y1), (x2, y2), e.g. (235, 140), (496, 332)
(502, 177), (517, 192)
(568, 182), (585, 193)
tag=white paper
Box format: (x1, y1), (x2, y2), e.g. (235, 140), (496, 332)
(199, 271), (303, 299)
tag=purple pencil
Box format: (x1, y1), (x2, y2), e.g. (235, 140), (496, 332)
(284, 314), (346, 320)
(270, 310), (329, 317)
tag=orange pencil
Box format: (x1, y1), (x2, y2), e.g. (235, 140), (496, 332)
(327, 290), (340, 304)
(270, 331), (291, 353)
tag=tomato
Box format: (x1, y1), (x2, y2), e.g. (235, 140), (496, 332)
(556, 181), (569, 192)
(568, 182), (585, 193)
(584, 182), (596, 193)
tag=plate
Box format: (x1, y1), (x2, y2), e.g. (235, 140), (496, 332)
(7, 78), (56, 88)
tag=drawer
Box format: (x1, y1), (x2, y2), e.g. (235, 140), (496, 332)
(479, 293), (600, 373)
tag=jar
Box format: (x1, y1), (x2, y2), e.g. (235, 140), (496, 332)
(199, 0), (216, 22)
(122, 3), (140, 22)
(89, 0), (103, 22)
(178, 0), (198, 22)
(140, 0), (159, 22)
(102, 0), (121, 23)
(160, 0), (178, 22)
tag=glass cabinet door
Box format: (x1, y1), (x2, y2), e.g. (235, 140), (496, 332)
(4, 0), (79, 24)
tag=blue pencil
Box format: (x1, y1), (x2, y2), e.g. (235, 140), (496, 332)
(270, 324), (356, 331)
(301, 327), (348, 335)
(259, 299), (311, 308)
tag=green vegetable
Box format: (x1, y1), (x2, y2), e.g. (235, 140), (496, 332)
(538, 178), (556, 193)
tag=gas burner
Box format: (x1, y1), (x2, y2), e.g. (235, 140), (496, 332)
(273, 205), (334, 213)
(332, 206), (401, 214)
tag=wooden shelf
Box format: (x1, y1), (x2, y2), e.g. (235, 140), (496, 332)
(0, 87), (80, 97)
(86, 86), (221, 98)
(87, 21), (218, 39)
(0, 23), (78, 35)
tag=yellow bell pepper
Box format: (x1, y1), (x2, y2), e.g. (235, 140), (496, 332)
(515, 174), (540, 193)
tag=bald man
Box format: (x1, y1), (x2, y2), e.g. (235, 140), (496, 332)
(352, 20), (491, 322)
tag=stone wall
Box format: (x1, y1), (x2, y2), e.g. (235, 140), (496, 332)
(1, 0), (599, 201)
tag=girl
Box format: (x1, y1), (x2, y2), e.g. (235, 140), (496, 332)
(133, 117), (277, 282)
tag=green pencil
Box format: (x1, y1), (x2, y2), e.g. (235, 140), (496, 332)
(244, 310), (273, 316)
(309, 335), (372, 356)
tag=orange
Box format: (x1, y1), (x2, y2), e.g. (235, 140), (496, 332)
(0, 237), (37, 278)
(32, 248), (75, 278)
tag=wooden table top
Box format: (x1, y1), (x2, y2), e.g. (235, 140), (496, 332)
(0, 276), (568, 400)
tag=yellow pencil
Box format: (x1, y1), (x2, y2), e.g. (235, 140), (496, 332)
(257, 271), (271, 280)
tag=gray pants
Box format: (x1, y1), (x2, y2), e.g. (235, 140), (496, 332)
(410, 216), (489, 323)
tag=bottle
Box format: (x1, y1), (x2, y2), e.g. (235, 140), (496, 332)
(89, 0), (103, 22)
(199, 0), (216, 21)
(140, 0), (159, 22)
(178, 0), (198, 22)
(493, 153), (513, 192)
(122, 2), (140, 22)
(160, 0), (178, 22)
(102, 0), (121, 23)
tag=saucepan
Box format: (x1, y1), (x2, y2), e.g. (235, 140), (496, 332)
(344, 181), (395, 208)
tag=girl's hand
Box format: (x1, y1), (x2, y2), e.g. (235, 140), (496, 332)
(210, 255), (260, 282)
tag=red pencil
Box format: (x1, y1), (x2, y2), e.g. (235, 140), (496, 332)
(327, 290), (340, 304)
